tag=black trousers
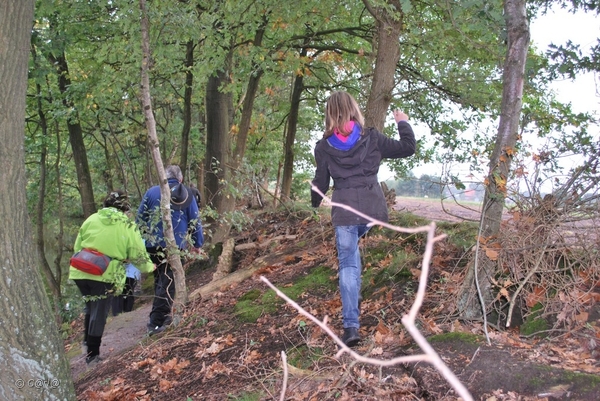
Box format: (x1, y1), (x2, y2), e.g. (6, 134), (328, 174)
(74, 279), (113, 357)
(111, 277), (137, 316)
(146, 247), (178, 327)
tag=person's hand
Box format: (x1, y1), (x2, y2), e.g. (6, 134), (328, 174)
(190, 247), (207, 260)
(393, 109), (408, 123)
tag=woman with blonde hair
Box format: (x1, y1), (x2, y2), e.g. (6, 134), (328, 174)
(311, 91), (416, 346)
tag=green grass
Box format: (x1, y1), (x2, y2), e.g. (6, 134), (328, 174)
(233, 265), (336, 323)
(520, 303), (549, 337)
(287, 344), (325, 370)
(436, 220), (479, 250)
(428, 331), (483, 344)
(388, 211), (432, 230)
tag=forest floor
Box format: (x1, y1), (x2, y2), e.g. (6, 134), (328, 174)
(65, 197), (600, 401)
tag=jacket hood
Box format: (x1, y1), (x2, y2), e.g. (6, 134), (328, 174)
(98, 207), (129, 225)
(322, 129), (371, 169)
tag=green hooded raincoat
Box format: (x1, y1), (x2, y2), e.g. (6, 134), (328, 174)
(69, 207), (154, 284)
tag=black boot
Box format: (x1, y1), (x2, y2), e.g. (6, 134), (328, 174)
(86, 335), (102, 364)
(341, 327), (360, 347)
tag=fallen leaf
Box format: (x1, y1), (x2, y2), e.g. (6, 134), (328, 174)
(375, 320), (391, 335)
(244, 350), (262, 364)
(485, 247), (499, 261)
(159, 379), (174, 392)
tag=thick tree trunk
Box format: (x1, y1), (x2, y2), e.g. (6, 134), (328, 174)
(47, 48), (96, 217)
(140, 0), (188, 306)
(0, 1), (76, 399)
(363, 0), (403, 131)
(458, 0), (530, 319)
(205, 21), (266, 244)
(204, 59), (232, 206)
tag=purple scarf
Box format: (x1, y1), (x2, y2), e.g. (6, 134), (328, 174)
(327, 121), (361, 151)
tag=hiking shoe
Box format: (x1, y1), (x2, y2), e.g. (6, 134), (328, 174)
(163, 315), (173, 326)
(147, 324), (166, 336)
(341, 327), (360, 347)
(86, 355), (103, 366)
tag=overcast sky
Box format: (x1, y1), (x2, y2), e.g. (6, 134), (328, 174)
(530, 8), (599, 113)
(388, 7), (600, 183)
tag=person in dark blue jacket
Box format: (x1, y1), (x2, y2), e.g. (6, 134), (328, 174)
(137, 165), (204, 335)
(311, 91), (416, 347)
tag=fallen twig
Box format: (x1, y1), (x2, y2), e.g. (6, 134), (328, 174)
(264, 185), (474, 401)
(235, 235), (297, 251)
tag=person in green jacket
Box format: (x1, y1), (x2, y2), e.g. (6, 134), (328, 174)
(69, 190), (154, 365)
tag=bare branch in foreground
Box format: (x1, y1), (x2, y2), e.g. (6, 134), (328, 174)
(262, 185), (474, 401)
(279, 351), (288, 401)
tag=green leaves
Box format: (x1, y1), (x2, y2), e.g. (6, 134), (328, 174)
(25, 0), (598, 234)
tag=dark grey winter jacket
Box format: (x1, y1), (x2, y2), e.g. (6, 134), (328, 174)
(311, 121), (416, 226)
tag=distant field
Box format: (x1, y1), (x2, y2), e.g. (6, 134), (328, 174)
(394, 196), (483, 222)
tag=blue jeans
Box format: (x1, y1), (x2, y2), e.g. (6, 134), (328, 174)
(335, 225), (370, 329)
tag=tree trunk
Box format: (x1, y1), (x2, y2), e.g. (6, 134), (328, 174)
(47, 46), (96, 217)
(53, 119), (67, 304)
(281, 47), (306, 201)
(101, 134), (114, 191)
(35, 96), (61, 302)
(457, 0), (530, 319)
(273, 160), (283, 208)
(204, 42), (238, 244)
(31, 44), (61, 305)
(204, 53), (232, 207)
(204, 20), (267, 244)
(0, 1), (76, 398)
(181, 40), (194, 175)
(363, 0), (403, 131)
(232, 18), (266, 164)
(196, 162), (205, 208)
(140, 0), (188, 307)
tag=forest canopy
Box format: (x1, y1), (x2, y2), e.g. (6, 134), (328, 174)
(24, 0), (599, 309)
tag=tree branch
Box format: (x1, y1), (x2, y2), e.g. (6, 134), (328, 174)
(263, 184), (474, 401)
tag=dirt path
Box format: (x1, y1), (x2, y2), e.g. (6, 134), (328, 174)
(70, 303), (152, 381)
